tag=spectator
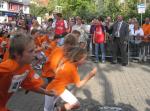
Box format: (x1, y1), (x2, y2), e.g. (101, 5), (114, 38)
(72, 16), (88, 49)
(142, 17), (150, 61)
(90, 18), (97, 55)
(52, 13), (68, 46)
(111, 15), (129, 66)
(93, 18), (106, 63)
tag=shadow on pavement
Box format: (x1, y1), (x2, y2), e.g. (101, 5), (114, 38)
(96, 63), (115, 105)
(74, 88), (101, 111)
(145, 99), (150, 111)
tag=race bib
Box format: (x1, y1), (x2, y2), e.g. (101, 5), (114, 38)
(33, 73), (40, 79)
(8, 70), (29, 93)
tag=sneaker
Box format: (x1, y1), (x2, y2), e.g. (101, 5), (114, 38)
(122, 63), (127, 66)
(94, 60), (99, 63)
(111, 60), (117, 64)
(102, 60), (105, 63)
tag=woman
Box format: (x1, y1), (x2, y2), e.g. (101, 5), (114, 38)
(130, 22), (144, 44)
(130, 22), (144, 57)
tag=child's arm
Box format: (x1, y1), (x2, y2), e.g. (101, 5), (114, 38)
(76, 67), (97, 88)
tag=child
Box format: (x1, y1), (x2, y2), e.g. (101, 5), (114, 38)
(0, 33), (54, 111)
(44, 47), (97, 111)
(42, 33), (78, 83)
(71, 30), (81, 42)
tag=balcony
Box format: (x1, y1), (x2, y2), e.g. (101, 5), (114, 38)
(10, 0), (23, 3)
(9, 0), (30, 5)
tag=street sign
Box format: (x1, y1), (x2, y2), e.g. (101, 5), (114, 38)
(137, 4), (146, 14)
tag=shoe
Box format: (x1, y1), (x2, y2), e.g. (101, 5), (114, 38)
(111, 61), (117, 64)
(94, 60), (99, 63)
(102, 60), (105, 63)
(122, 63), (127, 66)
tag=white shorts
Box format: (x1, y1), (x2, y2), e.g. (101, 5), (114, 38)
(60, 89), (79, 105)
(44, 89), (79, 111)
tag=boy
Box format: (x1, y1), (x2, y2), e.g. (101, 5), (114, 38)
(0, 33), (54, 111)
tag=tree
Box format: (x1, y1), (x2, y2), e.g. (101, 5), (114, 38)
(30, 3), (48, 17)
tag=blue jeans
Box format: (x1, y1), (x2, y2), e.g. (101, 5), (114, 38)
(95, 43), (106, 61)
(57, 38), (64, 46)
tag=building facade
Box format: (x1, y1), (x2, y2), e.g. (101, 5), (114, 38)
(0, 0), (30, 21)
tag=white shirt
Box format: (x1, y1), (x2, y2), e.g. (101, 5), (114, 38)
(130, 28), (144, 44)
(115, 21), (123, 37)
(129, 24), (134, 36)
(130, 28), (144, 36)
(72, 24), (88, 43)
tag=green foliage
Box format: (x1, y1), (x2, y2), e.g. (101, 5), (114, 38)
(30, 4), (48, 17)
(30, 0), (150, 22)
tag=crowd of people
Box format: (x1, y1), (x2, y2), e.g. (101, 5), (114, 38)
(0, 12), (150, 111)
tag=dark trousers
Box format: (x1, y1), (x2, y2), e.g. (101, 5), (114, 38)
(92, 37), (95, 55)
(112, 37), (128, 64)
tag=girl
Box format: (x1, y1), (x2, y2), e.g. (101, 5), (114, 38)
(44, 47), (97, 111)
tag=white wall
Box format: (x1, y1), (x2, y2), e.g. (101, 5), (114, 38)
(23, 5), (30, 14)
(0, 16), (8, 23)
(0, 1), (8, 12)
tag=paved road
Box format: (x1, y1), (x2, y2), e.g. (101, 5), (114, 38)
(7, 61), (150, 111)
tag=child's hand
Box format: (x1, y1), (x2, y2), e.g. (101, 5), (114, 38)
(46, 89), (56, 96)
(89, 67), (97, 77)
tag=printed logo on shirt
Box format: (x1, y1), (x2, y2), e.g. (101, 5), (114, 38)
(96, 31), (102, 35)
(8, 70), (29, 93)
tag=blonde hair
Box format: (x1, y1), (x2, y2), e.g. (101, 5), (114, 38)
(9, 32), (33, 59)
(64, 33), (78, 46)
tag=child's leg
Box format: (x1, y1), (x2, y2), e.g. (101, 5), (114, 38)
(44, 95), (56, 111)
(60, 89), (80, 110)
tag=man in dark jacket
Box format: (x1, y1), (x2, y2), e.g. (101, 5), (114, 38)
(111, 15), (129, 66)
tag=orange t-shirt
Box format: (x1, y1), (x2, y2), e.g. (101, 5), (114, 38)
(2, 49), (9, 62)
(0, 59), (44, 111)
(2, 40), (10, 62)
(44, 40), (57, 57)
(0, 37), (4, 55)
(0, 37), (9, 56)
(142, 24), (150, 42)
(34, 36), (42, 47)
(46, 61), (80, 95)
(41, 46), (63, 78)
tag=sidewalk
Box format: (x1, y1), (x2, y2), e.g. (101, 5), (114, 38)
(7, 61), (150, 111)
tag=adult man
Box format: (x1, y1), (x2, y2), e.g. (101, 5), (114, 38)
(112, 15), (129, 66)
(0, 33), (54, 111)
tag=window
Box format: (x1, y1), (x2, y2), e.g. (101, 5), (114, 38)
(24, 6), (27, 11)
(0, 2), (4, 8)
(9, 4), (13, 10)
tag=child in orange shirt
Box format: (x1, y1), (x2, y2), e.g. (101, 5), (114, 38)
(42, 34), (78, 83)
(0, 32), (9, 60)
(0, 33), (54, 111)
(44, 47), (97, 111)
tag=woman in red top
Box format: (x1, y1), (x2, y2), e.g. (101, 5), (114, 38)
(93, 17), (106, 63)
